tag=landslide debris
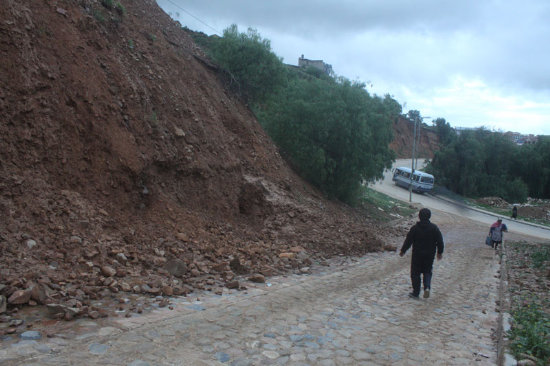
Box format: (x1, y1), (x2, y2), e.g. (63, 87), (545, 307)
(0, 0), (394, 326)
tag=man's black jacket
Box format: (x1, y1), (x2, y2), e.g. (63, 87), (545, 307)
(400, 219), (444, 260)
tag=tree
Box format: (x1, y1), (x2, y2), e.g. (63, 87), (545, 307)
(427, 128), (535, 202)
(208, 25), (287, 104)
(433, 118), (456, 145)
(200, 25), (399, 204)
(258, 74), (396, 203)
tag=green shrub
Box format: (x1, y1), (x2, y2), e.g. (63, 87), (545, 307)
(101, 0), (113, 10)
(531, 246), (550, 269)
(508, 301), (550, 365)
(92, 9), (105, 23)
(114, 2), (125, 15)
(208, 24), (286, 105)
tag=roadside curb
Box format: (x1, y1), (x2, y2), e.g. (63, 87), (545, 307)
(497, 241), (516, 366)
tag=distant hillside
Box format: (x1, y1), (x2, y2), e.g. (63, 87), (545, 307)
(390, 116), (440, 159)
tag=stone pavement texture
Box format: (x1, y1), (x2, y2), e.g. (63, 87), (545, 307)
(1, 234), (500, 365)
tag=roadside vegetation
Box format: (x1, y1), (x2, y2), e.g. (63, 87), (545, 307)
(506, 242), (550, 365)
(427, 120), (550, 203)
(472, 200), (550, 228)
(189, 25), (398, 205)
(359, 187), (416, 222)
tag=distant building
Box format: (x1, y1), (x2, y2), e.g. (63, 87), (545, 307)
(504, 131), (538, 145)
(298, 55), (333, 76)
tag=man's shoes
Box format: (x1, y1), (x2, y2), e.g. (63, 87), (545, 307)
(408, 292), (419, 299)
(423, 289), (430, 298)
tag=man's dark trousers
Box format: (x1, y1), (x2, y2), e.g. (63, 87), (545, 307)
(410, 255), (434, 296)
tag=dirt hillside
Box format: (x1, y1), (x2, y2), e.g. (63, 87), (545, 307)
(0, 0), (409, 321)
(390, 116), (439, 159)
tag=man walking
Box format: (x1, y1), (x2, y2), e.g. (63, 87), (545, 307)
(400, 208), (444, 299)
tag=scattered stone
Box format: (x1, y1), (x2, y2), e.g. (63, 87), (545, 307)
(279, 252), (296, 259)
(289, 246), (305, 253)
(128, 360), (151, 366)
(116, 253), (128, 262)
(20, 331), (41, 340)
(8, 290), (31, 305)
(215, 352), (230, 363)
(174, 127), (186, 137)
(162, 286), (174, 296)
(30, 283), (51, 305)
(70, 236), (82, 244)
(0, 295), (6, 313)
(226, 280), (239, 289)
(158, 298), (170, 308)
(9, 319), (23, 327)
(211, 262), (228, 272)
(229, 257), (248, 274)
(248, 274), (265, 283)
(26, 239), (37, 249)
(88, 343), (109, 355)
(46, 304), (80, 319)
(101, 265), (117, 277)
(165, 259), (187, 277)
(262, 350), (280, 359)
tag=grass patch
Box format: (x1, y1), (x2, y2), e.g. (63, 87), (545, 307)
(101, 0), (114, 9)
(506, 242), (550, 365)
(92, 9), (105, 23)
(508, 301), (550, 365)
(360, 187), (415, 222)
(114, 2), (125, 15)
(531, 246), (550, 269)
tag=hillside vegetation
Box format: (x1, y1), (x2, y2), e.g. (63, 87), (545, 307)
(192, 25), (400, 204)
(427, 121), (550, 202)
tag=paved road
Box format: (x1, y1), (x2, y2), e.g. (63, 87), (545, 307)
(3, 159), (543, 365)
(373, 159), (550, 241)
(0, 221), (500, 365)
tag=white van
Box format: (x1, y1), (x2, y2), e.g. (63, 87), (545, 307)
(392, 167), (434, 193)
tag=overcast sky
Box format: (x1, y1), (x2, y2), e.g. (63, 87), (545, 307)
(158, 0), (550, 135)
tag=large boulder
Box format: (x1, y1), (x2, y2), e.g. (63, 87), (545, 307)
(8, 290), (32, 305)
(165, 259), (187, 277)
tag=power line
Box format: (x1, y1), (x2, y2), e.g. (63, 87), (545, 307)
(159, 0), (221, 35)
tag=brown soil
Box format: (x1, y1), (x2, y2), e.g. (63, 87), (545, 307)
(0, 0), (415, 325)
(476, 197), (550, 223)
(389, 116), (439, 159)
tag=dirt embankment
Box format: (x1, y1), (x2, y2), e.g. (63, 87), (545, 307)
(390, 116), (439, 159)
(0, 0), (403, 323)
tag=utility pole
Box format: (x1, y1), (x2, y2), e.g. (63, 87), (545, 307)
(409, 119), (417, 203)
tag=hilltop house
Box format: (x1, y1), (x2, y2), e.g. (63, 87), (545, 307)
(298, 55), (333, 76)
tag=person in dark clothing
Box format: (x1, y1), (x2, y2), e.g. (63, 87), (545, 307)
(399, 208), (444, 299)
(511, 206), (517, 220)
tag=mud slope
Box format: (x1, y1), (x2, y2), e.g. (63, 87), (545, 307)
(0, 0), (390, 316)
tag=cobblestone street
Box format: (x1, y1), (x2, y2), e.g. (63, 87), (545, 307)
(0, 211), (504, 365)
